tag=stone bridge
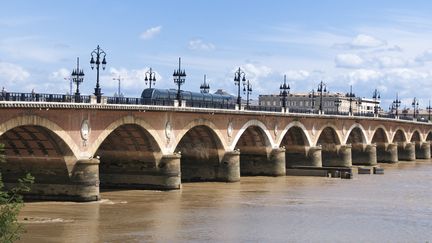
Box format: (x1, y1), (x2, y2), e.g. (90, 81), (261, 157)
(1, 102), (431, 201)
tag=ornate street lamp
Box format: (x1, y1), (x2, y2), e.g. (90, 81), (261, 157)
(393, 93), (401, 117)
(427, 100), (432, 121)
(279, 74), (290, 111)
(173, 57), (186, 105)
(412, 97), (419, 118)
(90, 45), (107, 103)
(346, 85), (356, 114)
(112, 76), (122, 97)
(200, 74), (210, 94)
(243, 79), (252, 109)
(372, 88), (380, 115)
(145, 67), (157, 89)
(317, 81), (327, 113)
(71, 57), (84, 103)
(309, 89), (316, 111)
(334, 98), (341, 114)
(234, 67), (246, 107)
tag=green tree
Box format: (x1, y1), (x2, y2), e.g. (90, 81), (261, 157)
(0, 143), (34, 243)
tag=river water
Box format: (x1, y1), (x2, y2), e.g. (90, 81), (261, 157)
(18, 161), (432, 243)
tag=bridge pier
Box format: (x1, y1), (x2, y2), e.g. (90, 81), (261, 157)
(321, 144), (352, 167)
(100, 153), (181, 190)
(376, 143), (398, 163)
(217, 151), (240, 182)
(415, 142), (431, 159)
(240, 148), (286, 176)
(397, 142), (416, 161)
(285, 146), (322, 167)
(1, 158), (100, 202)
(351, 143), (377, 166)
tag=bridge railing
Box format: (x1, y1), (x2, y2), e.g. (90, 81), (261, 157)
(2, 91), (431, 123)
(187, 100), (236, 109)
(107, 96), (142, 105)
(379, 113), (395, 119)
(353, 112), (375, 117)
(289, 108), (319, 114)
(247, 105), (282, 112)
(0, 92), (90, 103)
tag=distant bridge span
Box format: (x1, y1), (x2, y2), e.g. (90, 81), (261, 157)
(1, 101), (431, 201)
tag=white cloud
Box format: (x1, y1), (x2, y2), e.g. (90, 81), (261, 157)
(351, 34), (386, 48)
(241, 63), (272, 80)
(335, 53), (365, 68)
(375, 56), (408, 68)
(0, 36), (70, 63)
(415, 49), (432, 63)
(103, 67), (165, 96)
(386, 68), (428, 80)
(188, 39), (215, 51)
(284, 70), (310, 81)
(0, 62), (30, 86)
(139, 26), (162, 40)
(335, 34), (387, 49)
(346, 69), (383, 84)
(49, 68), (70, 81)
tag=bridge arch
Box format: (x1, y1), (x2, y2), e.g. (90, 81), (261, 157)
(371, 126), (390, 144)
(344, 123), (367, 145)
(93, 116), (164, 188)
(173, 119), (228, 153)
(230, 119), (275, 151)
(314, 125), (342, 146)
(0, 115), (79, 158)
(276, 121), (312, 147)
(409, 129), (422, 142)
(0, 116), (78, 197)
(392, 128), (408, 143)
(174, 122), (225, 182)
(426, 131), (432, 142)
(232, 120), (275, 175)
(90, 115), (165, 156)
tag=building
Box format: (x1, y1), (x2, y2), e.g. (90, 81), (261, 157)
(259, 92), (380, 114)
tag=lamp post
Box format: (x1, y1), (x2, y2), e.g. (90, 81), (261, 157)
(200, 74), (210, 94)
(372, 88), (380, 116)
(317, 81), (327, 113)
(112, 76), (122, 97)
(145, 67), (157, 89)
(234, 67), (246, 107)
(427, 100), (432, 121)
(412, 97), (419, 118)
(279, 74), (290, 112)
(309, 89), (315, 112)
(346, 85), (355, 115)
(173, 57), (186, 105)
(90, 45), (107, 103)
(334, 98), (341, 114)
(243, 79), (252, 109)
(393, 93), (401, 118)
(71, 57), (84, 103)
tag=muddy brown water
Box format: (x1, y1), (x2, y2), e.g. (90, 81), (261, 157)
(18, 161), (432, 242)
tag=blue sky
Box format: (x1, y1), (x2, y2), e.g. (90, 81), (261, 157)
(1, 0), (432, 109)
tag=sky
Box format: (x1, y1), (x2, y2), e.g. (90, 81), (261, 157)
(1, 0), (432, 109)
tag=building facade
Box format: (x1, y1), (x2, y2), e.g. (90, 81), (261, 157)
(259, 92), (380, 114)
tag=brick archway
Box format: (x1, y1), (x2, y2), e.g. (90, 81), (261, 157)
(0, 115), (79, 159)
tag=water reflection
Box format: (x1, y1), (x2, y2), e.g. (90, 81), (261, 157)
(19, 160), (432, 242)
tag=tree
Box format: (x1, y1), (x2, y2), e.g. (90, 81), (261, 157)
(0, 143), (34, 243)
